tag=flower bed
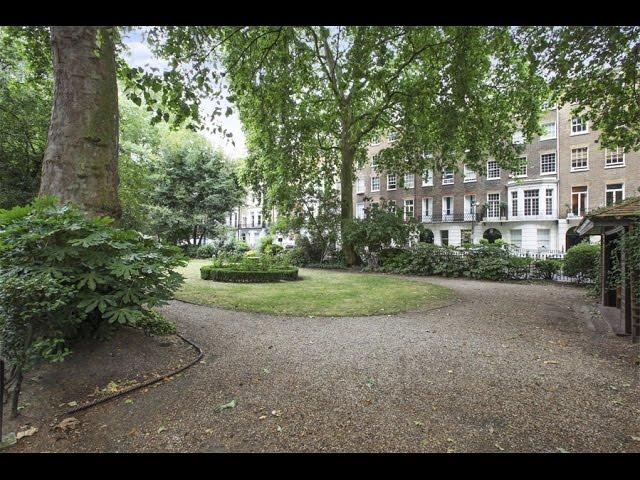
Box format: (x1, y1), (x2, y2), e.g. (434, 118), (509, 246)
(200, 265), (299, 283)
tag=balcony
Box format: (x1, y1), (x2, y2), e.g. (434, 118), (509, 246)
(237, 222), (268, 229)
(422, 213), (479, 223)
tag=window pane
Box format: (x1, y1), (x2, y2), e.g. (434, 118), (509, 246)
(540, 153), (556, 174)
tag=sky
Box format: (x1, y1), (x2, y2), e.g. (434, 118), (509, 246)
(121, 28), (247, 159)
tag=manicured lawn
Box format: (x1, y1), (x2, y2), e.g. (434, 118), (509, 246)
(175, 259), (454, 317)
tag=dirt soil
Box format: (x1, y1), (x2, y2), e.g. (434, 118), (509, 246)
(3, 277), (640, 453)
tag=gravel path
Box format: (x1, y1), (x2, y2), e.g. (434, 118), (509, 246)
(8, 276), (640, 452)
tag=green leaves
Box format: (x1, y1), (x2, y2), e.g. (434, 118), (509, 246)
(0, 199), (187, 399)
(522, 26), (640, 151)
(76, 271), (107, 291)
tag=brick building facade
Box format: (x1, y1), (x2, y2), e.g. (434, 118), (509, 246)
(354, 105), (640, 252)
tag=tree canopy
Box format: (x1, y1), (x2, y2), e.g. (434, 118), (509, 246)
(522, 26), (640, 151)
(148, 26), (548, 263)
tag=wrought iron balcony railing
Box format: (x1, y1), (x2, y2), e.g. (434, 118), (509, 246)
(421, 213), (479, 223)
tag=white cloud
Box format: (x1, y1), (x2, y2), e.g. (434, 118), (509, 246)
(121, 28), (247, 160)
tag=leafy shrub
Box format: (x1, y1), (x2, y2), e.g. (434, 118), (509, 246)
(506, 256), (533, 280)
(200, 265), (298, 282)
(284, 245), (312, 267)
(136, 310), (177, 336)
(305, 262), (347, 270)
(377, 248), (412, 272)
(182, 244), (200, 258)
(531, 259), (562, 280)
(467, 243), (511, 280)
(258, 235), (285, 257)
(563, 242), (600, 283)
(195, 243), (216, 258)
(432, 246), (469, 277)
(0, 198), (186, 416)
(293, 236), (324, 263)
(344, 200), (419, 264)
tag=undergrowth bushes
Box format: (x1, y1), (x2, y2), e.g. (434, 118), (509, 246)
(374, 240), (571, 281)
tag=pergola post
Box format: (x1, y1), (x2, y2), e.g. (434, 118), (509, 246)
(621, 229), (632, 334)
(601, 232), (611, 306)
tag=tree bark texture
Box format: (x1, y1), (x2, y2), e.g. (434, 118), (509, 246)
(40, 26), (121, 218)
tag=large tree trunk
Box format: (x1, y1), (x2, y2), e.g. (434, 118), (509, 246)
(340, 144), (359, 266)
(40, 26), (121, 219)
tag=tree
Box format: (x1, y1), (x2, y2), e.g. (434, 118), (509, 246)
(522, 26), (640, 151)
(1, 25), (237, 218)
(150, 130), (244, 246)
(150, 26), (547, 265)
(344, 199), (419, 268)
(118, 91), (163, 230)
(39, 26), (121, 218)
(0, 29), (52, 208)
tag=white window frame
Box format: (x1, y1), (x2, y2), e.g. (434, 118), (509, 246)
(404, 173), (415, 189)
(570, 146), (589, 172)
(422, 197), (433, 222)
(387, 173), (397, 190)
(540, 121), (557, 141)
(463, 165), (477, 183)
(464, 194), (476, 220)
(571, 186), (588, 217)
(355, 202), (365, 219)
(403, 199), (414, 221)
(422, 170), (433, 187)
(605, 183), (625, 206)
(512, 156), (527, 178)
(510, 229), (522, 248)
(442, 196), (454, 220)
(511, 190), (518, 217)
(540, 152), (557, 175)
(524, 189), (540, 216)
(486, 160), (501, 180)
(370, 176), (380, 192)
(545, 188), (554, 216)
(487, 193), (500, 218)
(570, 117), (589, 136)
(605, 147), (625, 168)
(442, 168), (454, 185)
(356, 178), (365, 194)
(370, 154), (379, 170)
(537, 229), (551, 250)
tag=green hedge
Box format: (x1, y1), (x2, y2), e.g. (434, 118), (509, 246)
(200, 265), (299, 283)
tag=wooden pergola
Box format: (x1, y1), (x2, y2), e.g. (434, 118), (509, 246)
(577, 197), (640, 343)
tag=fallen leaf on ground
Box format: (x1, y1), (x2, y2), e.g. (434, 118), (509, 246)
(271, 410), (282, 417)
(495, 443), (504, 451)
(157, 427), (166, 434)
(219, 399), (237, 411)
(17, 427), (38, 440)
(414, 421), (424, 428)
(556, 447), (568, 453)
(276, 426), (283, 433)
(543, 360), (559, 365)
(205, 429), (213, 434)
(124, 398), (133, 404)
(259, 415), (267, 420)
(67, 401), (78, 407)
(630, 436), (640, 442)
(55, 417), (80, 432)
